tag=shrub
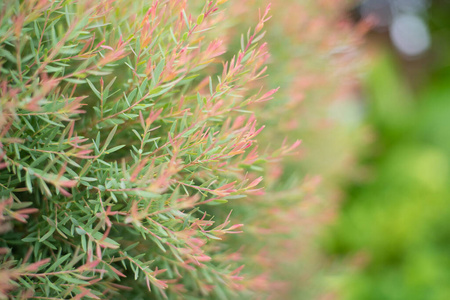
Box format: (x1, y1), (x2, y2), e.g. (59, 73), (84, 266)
(221, 1), (365, 298)
(0, 0), (280, 298)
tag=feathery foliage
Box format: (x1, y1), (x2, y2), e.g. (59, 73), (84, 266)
(0, 0), (281, 298)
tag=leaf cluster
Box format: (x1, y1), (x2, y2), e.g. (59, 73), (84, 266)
(0, 0), (275, 299)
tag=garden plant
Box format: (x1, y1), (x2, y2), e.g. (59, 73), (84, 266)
(0, 0), (285, 298)
(0, 0), (363, 299)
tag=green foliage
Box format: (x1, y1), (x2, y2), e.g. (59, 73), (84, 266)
(0, 0), (277, 298)
(221, 1), (364, 299)
(323, 53), (450, 300)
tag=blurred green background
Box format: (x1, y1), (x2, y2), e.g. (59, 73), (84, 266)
(323, 1), (450, 299)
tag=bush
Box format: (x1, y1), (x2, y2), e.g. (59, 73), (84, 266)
(0, 0), (280, 298)
(222, 1), (365, 298)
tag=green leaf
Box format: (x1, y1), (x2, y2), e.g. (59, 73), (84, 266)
(197, 14), (204, 25)
(102, 125), (118, 152)
(207, 199), (228, 205)
(60, 275), (88, 285)
(25, 172), (33, 192)
(152, 60), (165, 86)
(39, 226), (56, 242)
(106, 145), (125, 154)
(75, 227), (86, 235)
(86, 78), (101, 99)
(181, 9), (190, 29)
(47, 254), (71, 272)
